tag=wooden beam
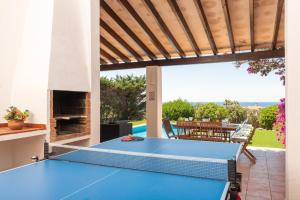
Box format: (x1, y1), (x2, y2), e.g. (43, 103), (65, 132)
(272, 0), (284, 50)
(167, 0), (201, 56)
(144, 0), (186, 58)
(194, 0), (218, 55)
(100, 19), (143, 61)
(120, 0), (171, 59)
(101, 0), (157, 60)
(100, 49), (118, 64)
(100, 58), (107, 64)
(221, 0), (235, 54)
(100, 36), (130, 62)
(100, 49), (285, 71)
(249, 0), (254, 52)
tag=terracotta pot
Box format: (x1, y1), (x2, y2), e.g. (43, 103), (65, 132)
(7, 120), (24, 130)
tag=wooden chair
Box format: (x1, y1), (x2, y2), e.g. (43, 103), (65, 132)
(241, 128), (257, 164)
(176, 121), (194, 136)
(232, 127), (257, 164)
(162, 119), (177, 139)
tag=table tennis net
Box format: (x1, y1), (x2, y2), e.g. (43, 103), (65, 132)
(47, 143), (231, 181)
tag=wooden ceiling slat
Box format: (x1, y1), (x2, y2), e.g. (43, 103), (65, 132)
(221, 0), (235, 54)
(193, 0), (218, 55)
(100, 19), (143, 61)
(100, 0), (285, 70)
(167, 0), (201, 57)
(100, 58), (107, 64)
(100, 36), (131, 62)
(144, 0), (185, 58)
(249, 0), (254, 52)
(100, 49), (285, 70)
(101, 0), (157, 60)
(100, 49), (118, 64)
(120, 0), (171, 59)
(272, 0), (284, 50)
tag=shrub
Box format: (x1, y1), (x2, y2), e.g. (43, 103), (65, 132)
(246, 109), (260, 128)
(162, 99), (194, 120)
(195, 103), (228, 121)
(224, 100), (247, 123)
(259, 105), (278, 130)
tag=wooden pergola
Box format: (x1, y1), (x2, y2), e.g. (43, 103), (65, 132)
(100, 0), (285, 71)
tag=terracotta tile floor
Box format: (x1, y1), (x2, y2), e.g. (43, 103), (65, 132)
(237, 147), (286, 200)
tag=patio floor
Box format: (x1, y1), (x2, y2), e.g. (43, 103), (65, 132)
(238, 147), (285, 200)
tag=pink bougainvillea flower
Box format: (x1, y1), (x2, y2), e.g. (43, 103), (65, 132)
(247, 66), (254, 74)
(275, 98), (286, 146)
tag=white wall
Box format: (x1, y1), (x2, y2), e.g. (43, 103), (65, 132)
(0, 1), (29, 123)
(0, 141), (13, 170)
(0, 135), (45, 171)
(10, 0), (53, 124)
(286, 1), (300, 199)
(0, 0), (53, 124)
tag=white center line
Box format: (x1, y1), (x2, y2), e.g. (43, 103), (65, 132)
(60, 169), (120, 200)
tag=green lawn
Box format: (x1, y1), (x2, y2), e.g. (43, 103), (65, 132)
(251, 129), (284, 149)
(130, 119), (146, 126)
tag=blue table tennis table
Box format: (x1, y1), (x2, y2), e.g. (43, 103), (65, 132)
(0, 138), (242, 200)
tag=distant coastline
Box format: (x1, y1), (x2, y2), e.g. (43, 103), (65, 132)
(190, 102), (278, 108)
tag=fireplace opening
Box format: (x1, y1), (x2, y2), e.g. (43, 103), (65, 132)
(53, 91), (86, 117)
(56, 118), (87, 135)
(50, 90), (90, 142)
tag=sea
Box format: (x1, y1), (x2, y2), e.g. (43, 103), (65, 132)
(190, 102), (278, 108)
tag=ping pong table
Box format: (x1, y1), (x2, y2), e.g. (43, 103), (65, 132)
(0, 137), (242, 200)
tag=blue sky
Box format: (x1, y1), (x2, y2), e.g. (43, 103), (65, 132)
(101, 62), (285, 102)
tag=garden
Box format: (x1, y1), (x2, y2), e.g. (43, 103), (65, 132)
(100, 58), (286, 148)
(162, 98), (284, 148)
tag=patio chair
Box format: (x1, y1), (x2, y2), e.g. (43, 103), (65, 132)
(231, 125), (257, 164)
(175, 120), (194, 136)
(241, 128), (257, 164)
(162, 119), (177, 139)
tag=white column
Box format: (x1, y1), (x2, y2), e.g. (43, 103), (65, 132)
(286, 1), (300, 199)
(146, 66), (162, 138)
(89, 0), (100, 145)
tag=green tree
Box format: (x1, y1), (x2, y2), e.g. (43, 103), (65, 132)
(195, 103), (228, 121)
(114, 75), (146, 120)
(100, 77), (119, 122)
(246, 109), (260, 128)
(224, 100), (247, 123)
(259, 105), (278, 130)
(100, 75), (146, 122)
(162, 99), (194, 120)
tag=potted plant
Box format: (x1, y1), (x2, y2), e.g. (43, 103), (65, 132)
(4, 106), (30, 130)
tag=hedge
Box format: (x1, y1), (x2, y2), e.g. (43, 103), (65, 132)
(162, 99), (194, 120)
(258, 105), (278, 130)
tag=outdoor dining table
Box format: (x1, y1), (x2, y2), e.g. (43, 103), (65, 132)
(174, 121), (237, 141)
(175, 120), (237, 130)
(174, 120), (256, 163)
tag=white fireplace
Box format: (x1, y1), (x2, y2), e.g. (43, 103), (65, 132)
(0, 0), (100, 171)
